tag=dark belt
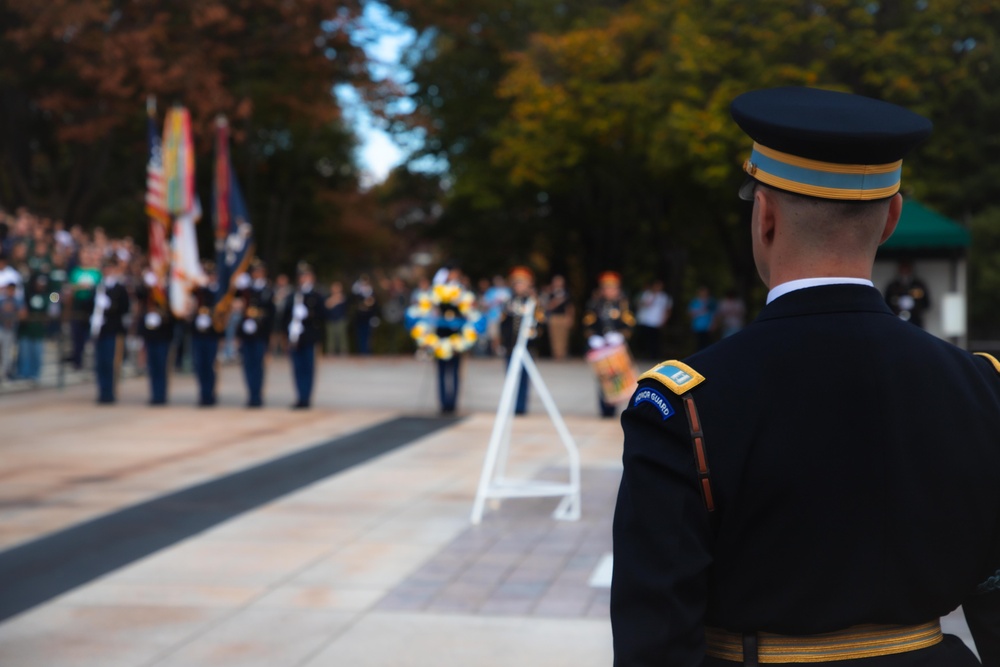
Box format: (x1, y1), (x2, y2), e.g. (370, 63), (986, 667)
(705, 620), (943, 664)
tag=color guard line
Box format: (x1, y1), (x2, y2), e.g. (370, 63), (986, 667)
(0, 415), (461, 623)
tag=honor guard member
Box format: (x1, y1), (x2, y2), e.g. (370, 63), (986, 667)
(236, 260), (275, 408)
(190, 262), (223, 406)
(136, 266), (173, 405)
(90, 257), (130, 404)
(611, 87), (1000, 666)
(583, 271), (635, 417)
(884, 259), (931, 328)
(281, 263), (324, 409)
(499, 266), (544, 415)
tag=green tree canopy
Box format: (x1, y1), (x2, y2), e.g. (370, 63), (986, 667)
(386, 0), (1000, 331)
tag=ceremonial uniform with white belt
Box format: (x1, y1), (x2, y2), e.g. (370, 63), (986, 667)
(190, 281), (222, 406)
(90, 265), (130, 405)
(612, 87), (1000, 666)
(136, 275), (173, 405)
(236, 267), (274, 408)
(281, 268), (325, 409)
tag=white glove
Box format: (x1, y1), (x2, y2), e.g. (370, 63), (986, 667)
(588, 335), (607, 350)
(605, 332), (626, 346)
(235, 273), (252, 290)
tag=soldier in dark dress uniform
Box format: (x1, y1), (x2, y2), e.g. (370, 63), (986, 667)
(612, 87), (1000, 666)
(499, 266), (543, 415)
(190, 262), (223, 406)
(136, 267), (173, 405)
(582, 271), (635, 417)
(281, 264), (325, 409)
(90, 257), (130, 404)
(236, 260), (274, 408)
(884, 260), (931, 328)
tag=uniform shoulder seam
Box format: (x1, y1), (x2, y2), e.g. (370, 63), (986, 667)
(638, 360), (705, 395)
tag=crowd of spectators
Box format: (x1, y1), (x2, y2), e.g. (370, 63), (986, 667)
(0, 206), (143, 385)
(1, 203), (747, 393)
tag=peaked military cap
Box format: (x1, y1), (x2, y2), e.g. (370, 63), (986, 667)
(731, 86), (932, 201)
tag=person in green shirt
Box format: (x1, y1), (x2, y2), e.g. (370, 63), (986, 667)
(67, 246), (101, 369)
(17, 272), (48, 381)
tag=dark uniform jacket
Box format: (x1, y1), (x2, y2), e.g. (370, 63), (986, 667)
(190, 285), (222, 339)
(884, 276), (932, 328)
(612, 284), (1000, 666)
(583, 296), (635, 339)
(280, 287), (325, 349)
(135, 284), (173, 343)
(91, 281), (130, 338)
(237, 280), (275, 342)
(499, 294), (543, 352)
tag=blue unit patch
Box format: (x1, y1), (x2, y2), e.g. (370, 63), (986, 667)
(633, 388), (674, 420)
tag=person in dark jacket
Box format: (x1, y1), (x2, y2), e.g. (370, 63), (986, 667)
(189, 262), (222, 407)
(612, 87), (1000, 667)
(498, 266), (543, 415)
(236, 260), (275, 408)
(582, 271), (635, 418)
(90, 257), (130, 404)
(136, 267), (173, 405)
(281, 263), (325, 409)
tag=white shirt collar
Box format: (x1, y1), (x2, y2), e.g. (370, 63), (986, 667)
(766, 277), (874, 305)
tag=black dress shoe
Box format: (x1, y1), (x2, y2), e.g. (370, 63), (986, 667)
(291, 402), (310, 410)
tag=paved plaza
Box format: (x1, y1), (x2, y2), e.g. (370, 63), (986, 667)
(0, 355), (622, 666)
(0, 355), (977, 665)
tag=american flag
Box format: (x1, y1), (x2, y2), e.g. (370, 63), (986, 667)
(146, 98), (170, 306)
(146, 100), (169, 226)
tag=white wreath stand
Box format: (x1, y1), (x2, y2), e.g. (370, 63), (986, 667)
(471, 298), (581, 524)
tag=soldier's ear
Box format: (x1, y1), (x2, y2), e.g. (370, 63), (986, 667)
(878, 194), (903, 246)
(753, 187), (777, 249)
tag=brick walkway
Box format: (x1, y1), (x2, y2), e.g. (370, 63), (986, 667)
(377, 468), (616, 619)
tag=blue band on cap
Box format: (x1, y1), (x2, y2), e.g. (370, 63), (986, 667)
(745, 143), (904, 200)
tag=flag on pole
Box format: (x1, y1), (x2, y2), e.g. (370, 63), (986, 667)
(212, 116), (255, 329)
(162, 104), (205, 318)
(163, 105), (195, 216)
(145, 97), (170, 307)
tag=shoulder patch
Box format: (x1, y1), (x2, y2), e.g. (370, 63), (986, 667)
(632, 387), (675, 420)
(975, 352), (1000, 374)
(638, 360), (705, 395)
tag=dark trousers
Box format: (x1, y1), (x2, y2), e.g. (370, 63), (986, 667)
(192, 336), (219, 405)
(356, 319), (373, 355)
(70, 319), (89, 369)
(290, 342), (316, 406)
(242, 338), (267, 406)
(506, 354), (530, 414)
(437, 356), (461, 413)
(146, 338), (170, 404)
(95, 335), (119, 403)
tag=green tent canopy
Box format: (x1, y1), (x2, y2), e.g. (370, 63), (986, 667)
(882, 200), (971, 250)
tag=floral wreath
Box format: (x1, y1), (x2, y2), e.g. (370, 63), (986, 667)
(406, 283), (485, 360)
